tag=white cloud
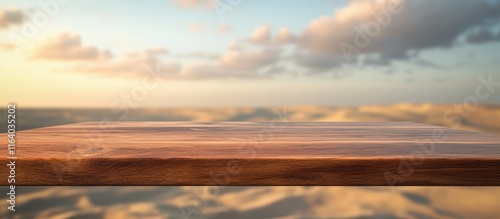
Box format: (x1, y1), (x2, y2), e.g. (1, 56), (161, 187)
(275, 27), (295, 44)
(71, 47), (180, 78)
(219, 47), (280, 70)
(189, 22), (207, 32)
(299, 0), (500, 60)
(251, 25), (271, 44)
(172, 0), (213, 9)
(31, 32), (112, 61)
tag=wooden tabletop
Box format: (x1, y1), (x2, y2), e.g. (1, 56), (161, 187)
(2, 122), (500, 186)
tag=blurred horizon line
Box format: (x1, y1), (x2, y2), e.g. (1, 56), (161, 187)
(5, 102), (500, 109)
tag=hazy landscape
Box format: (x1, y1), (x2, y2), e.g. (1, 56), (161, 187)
(2, 0), (500, 217)
(2, 186), (500, 219)
(2, 103), (500, 134)
(1, 103), (500, 219)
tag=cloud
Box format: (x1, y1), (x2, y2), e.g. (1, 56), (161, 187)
(31, 32), (112, 61)
(0, 42), (16, 50)
(413, 59), (441, 69)
(188, 22), (231, 34)
(227, 41), (241, 51)
(275, 27), (296, 44)
(177, 63), (270, 80)
(291, 51), (347, 72)
(219, 46), (281, 70)
(43, 32), (281, 80)
(293, 0), (500, 70)
(175, 51), (219, 60)
(31, 33), (179, 78)
(264, 65), (287, 75)
(30, 31), (282, 80)
(251, 25), (271, 44)
(70, 47), (181, 78)
(465, 29), (499, 44)
(189, 22), (207, 32)
(217, 23), (231, 34)
(0, 8), (24, 28)
(247, 26), (296, 45)
(26, 0), (500, 80)
(175, 46), (282, 79)
(172, 0), (213, 9)
(362, 56), (391, 66)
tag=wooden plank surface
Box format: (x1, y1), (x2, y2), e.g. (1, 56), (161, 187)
(2, 122), (500, 186)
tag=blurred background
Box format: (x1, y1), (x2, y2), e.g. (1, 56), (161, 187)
(1, 104), (500, 134)
(0, 105), (499, 218)
(0, 106), (499, 218)
(2, 0), (500, 218)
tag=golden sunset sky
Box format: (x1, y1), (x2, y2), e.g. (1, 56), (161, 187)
(1, 0), (500, 107)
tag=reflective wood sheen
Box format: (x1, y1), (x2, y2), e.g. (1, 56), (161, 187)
(2, 122), (500, 185)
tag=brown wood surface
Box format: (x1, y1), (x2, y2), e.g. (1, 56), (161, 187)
(2, 122), (500, 186)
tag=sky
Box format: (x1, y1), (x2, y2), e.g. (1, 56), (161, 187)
(1, 0), (500, 107)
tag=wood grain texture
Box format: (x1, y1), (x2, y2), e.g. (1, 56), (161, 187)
(2, 122), (500, 186)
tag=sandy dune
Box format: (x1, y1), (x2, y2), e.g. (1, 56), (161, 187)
(1, 103), (499, 218)
(1, 186), (499, 219)
(2, 103), (500, 134)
